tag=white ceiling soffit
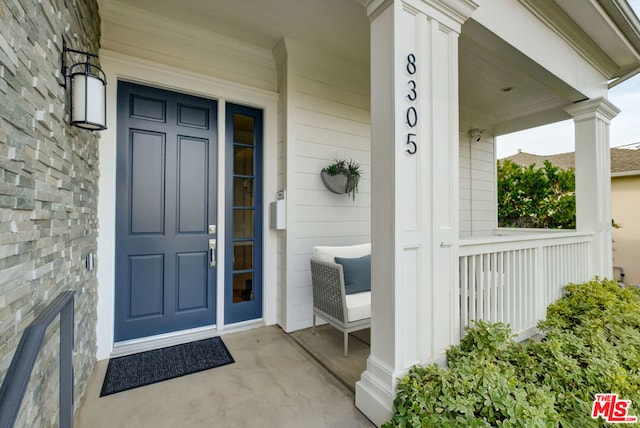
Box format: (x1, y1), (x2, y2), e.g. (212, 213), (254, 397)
(98, 0), (370, 66)
(459, 19), (586, 135)
(97, 0), (599, 135)
(519, 0), (640, 85)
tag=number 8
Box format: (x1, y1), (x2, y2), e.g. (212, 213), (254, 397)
(407, 54), (416, 75)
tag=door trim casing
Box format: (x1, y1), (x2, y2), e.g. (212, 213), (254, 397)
(96, 50), (278, 360)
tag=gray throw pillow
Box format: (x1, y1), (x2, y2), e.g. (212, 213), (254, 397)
(334, 254), (371, 295)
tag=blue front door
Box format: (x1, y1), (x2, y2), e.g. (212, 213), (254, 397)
(115, 82), (218, 341)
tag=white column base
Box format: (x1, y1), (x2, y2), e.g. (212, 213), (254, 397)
(356, 353), (450, 426)
(355, 356), (397, 427)
(355, 378), (393, 427)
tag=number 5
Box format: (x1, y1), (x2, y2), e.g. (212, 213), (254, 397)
(406, 133), (417, 155)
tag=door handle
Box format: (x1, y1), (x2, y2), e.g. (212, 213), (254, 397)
(209, 239), (216, 268)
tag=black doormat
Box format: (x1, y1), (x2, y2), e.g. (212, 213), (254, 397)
(100, 337), (234, 397)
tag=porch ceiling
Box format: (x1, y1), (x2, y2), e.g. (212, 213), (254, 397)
(98, 0), (371, 66)
(98, 0), (589, 136)
(459, 19), (587, 136)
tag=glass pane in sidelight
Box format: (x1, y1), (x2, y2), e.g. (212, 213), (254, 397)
(234, 146), (254, 176)
(233, 242), (253, 271)
(233, 209), (254, 239)
(232, 272), (254, 303)
(233, 114), (255, 146)
(233, 177), (254, 207)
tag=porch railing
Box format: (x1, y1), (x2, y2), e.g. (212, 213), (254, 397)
(0, 291), (75, 428)
(459, 232), (592, 340)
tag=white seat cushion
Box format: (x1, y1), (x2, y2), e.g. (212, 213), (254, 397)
(312, 243), (371, 262)
(345, 291), (371, 322)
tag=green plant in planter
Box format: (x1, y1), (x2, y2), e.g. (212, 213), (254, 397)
(321, 158), (361, 201)
(322, 159), (346, 176)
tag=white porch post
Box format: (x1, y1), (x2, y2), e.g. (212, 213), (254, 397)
(356, 0), (476, 425)
(565, 98), (619, 279)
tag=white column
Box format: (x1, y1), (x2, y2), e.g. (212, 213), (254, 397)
(355, 0), (476, 425)
(565, 98), (619, 279)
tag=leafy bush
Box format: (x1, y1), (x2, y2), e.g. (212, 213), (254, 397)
(384, 279), (640, 427)
(497, 159), (575, 229)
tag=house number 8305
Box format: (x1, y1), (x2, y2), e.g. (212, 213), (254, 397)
(405, 54), (417, 155)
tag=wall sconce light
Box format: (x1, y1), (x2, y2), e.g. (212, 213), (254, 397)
(60, 39), (107, 130)
(468, 128), (484, 142)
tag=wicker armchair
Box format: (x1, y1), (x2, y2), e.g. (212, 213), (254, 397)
(310, 244), (371, 356)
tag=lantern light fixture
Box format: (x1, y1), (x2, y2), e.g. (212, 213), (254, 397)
(60, 39), (107, 130)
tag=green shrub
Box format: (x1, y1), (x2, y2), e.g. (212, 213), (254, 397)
(497, 159), (575, 229)
(384, 279), (640, 427)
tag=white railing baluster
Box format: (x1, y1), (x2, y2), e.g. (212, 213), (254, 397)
(490, 253), (495, 321)
(470, 255), (476, 322)
(524, 249), (529, 331)
(458, 231), (592, 340)
(498, 252), (504, 323)
(520, 249), (524, 329)
(508, 250), (514, 328)
(512, 250), (518, 332)
(547, 246), (553, 304)
(543, 246), (549, 307)
(551, 245), (557, 291)
(495, 252), (500, 322)
(527, 248), (533, 328)
(534, 243), (543, 324)
(461, 256), (469, 331)
(478, 254), (487, 320)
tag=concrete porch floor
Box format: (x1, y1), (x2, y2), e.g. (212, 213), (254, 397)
(289, 325), (370, 393)
(75, 325), (374, 428)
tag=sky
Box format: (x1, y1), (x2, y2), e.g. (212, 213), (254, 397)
(496, 0), (640, 159)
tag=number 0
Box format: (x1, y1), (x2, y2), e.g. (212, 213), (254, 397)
(406, 107), (417, 128)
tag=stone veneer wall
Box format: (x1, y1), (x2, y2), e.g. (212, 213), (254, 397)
(0, 0), (101, 426)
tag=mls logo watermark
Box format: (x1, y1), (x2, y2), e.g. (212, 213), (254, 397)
(591, 394), (638, 423)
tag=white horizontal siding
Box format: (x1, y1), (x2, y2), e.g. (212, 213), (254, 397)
(460, 135), (472, 238)
(101, 7), (277, 91)
(282, 40), (371, 331)
(460, 134), (497, 238)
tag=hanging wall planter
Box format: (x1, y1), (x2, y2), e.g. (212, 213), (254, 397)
(321, 171), (349, 194)
(320, 158), (361, 201)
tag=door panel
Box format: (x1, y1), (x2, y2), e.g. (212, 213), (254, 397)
(115, 82), (218, 341)
(177, 137), (207, 233)
(225, 103), (263, 324)
(130, 131), (165, 234)
(129, 254), (164, 318)
(131, 95), (165, 121)
(176, 252), (208, 311)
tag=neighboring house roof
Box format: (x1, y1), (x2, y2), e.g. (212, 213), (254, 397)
(501, 145), (640, 176)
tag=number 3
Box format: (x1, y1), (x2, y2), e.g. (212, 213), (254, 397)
(407, 80), (417, 101)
